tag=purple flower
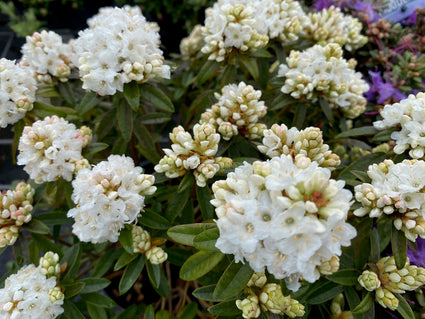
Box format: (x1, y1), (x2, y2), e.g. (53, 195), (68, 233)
(405, 10), (417, 25)
(365, 71), (407, 104)
(407, 237), (425, 267)
(347, 0), (382, 22)
(312, 0), (341, 10)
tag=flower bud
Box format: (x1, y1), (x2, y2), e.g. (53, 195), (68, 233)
(146, 247), (167, 264)
(236, 294), (261, 319)
(358, 270), (381, 291)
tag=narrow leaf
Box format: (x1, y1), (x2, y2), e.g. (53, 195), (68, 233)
(196, 185), (215, 220)
(238, 55), (259, 82)
(293, 103), (307, 129)
(22, 218), (50, 234)
(31, 234), (62, 257)
(117, 100), (133, 142)
(165, 186), (191, 222)
(193, 284), (217, 301)
(87, 303), (108, 319)
(213, 261), (253, 300)
(83, 292), (117, 308)
(197, 60), (220, 85)
(352, 292), (373, 314)
(370, 228), (380, 263)
(77, 91), (100, 114)
(84, 142), (109, 157)
(80, 278), (111, 294)
(134, 125), (161, 163)
(119, 254), (146, 294)
(123, 81), (140, 111)
(92, 249), (122, 278)
(144, 305), (155, 319)
(335, 126), (379, 139)
(168, 223), (217, 246)
(119, 226), (134, 254)
(193, 228), (220, 251)
(326, 269), (361, 286)
(392, 225), (407, 269)
(208, 300), (240, 316)
(138, 210), (171, 230)
(139, 113), (171, 125)
(62, 243), (82, 279)
(140, 83), (174, 112)
(395, 293), (415, 319)
(319, 96), (334, 122)
(178, 173), (195, 193)
(178, 303), (198, 319)
(114, 251), (138, 271)
(180, 250), (224, 281)
(147, 261), (161, 288)
(338, 153), (387, 182)
(63, 281), (86, 299)
(62, 300), (85, 319)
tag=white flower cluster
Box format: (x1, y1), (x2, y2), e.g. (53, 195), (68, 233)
(200, 82), (267, 140)
(304, 6), (367, 51)
(180, 25), (204, 56)
(72, 7), (170, 95)
(0, 58), (37, 128)
(67, 155), (156, 244)
(258, 123), (340, 170)
(0, 182), (34, 247)
(17, 116), (89, 184)
(20, 30), (73, 83)
(278, 43), (369, 118)
(154, 123), (233, 187)
(354, 159), (425, 241)
(373, 92), (425, 159)
(201, 0), (269, 62)
(212, 154), (356, 291)
(0, 255), (63, 319)
(253, 0), (308, 43)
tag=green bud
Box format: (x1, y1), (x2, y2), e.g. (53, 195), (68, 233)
(358, 270), (381, 291)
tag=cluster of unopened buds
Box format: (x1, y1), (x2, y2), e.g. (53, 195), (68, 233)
(358, 256), (425, 310)
(154, 123), (233, 187)
(236, 272), (305, 318)
(258, 123), (340, 170)
(0, 182), (35, 247)
(132, 225), (167, 264)
(354, 159), (425, 241)
(330, 294), (353, 319)
(200, 82), (267, 141)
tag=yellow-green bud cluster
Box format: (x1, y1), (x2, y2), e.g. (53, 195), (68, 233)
(49, 286), (65, 303)
(200, 82), (267, 141)
(330, 294), (353, 319)
(304, 6), (367, 51)
(258, 124), (340, 170)
(154, 123), (232, 187)
(318, 256), (340, 275)
(180, 25), (204, 56)
(236, 294), (261, 319)
(132, 225), (167, 264)
(260, 283), (304, 317)
(39, 251), (60, 279)
(247, 272), (267, 289)
(0, 182), (35, 247)
(358, 256), (425, 310)
(77, 126), (92, 147)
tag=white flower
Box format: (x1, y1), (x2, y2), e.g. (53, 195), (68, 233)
(278, 43), (369, 118)
(17, 116), (86, 183)
(373, 92), (425, 159)
(0, 58), (37, 128)
(21, 30), (73, 83)
(0, 265), (63, 319)
(212, 154), (355, 290)
(72, 7), (169, 95)
(67, 155), (156, 244)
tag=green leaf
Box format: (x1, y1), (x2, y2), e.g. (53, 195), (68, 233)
(178, 303), (198, 319)
(196, 185), (215, 220)
(197, 60), (221, 85)
(84, 142), (109, 157)
(155, 310), (170, 319)
(62, 243), (82, 279)
(239, 55), (259, 82)
(178, 173), (195, 193)
(165, 186), (191, 222)
(80, 278), (111, 294)
(144, 305), (155, 319)
(165, 247), (192, 266)
(92, 249), (122, 278)
(270, 94), (295, 111)
(377, 217), (392, 253)
(139, 113), (171, 125)
(213, 261), (253, 300)
(116, 305), (144, 319)
(352, 292), (373, 314)
(31, 234), (62, 257)
(344, 286), (361, 311)
(395, 293), (415, 319)
(193, 284), (217, 301)
(326, 269), (361, 286)
(370, 228), (380, 263)
(124, 81), (140, 111)
(335, 126), (379, 139)
(63, 280), (86, 299)
(147, 261), (161, 288)
(36, 211), (72, 225)
(319, 96), (334, 123)
(180, 250), (224, 281)
(33, 101), (76, 118)
(338, 153), (387, 182)
(392, 225), (407, 269)
(83, 292), (117, 308)
(152, 264), (170, 298)
(87, 303), (108, 319)
(140, 83), (174, 112)
(97, 109), (117, 139)
(119, 254), (146, 294)
(77, 91), (100, 114)
(119, 226), (134, 254)
(22, 218), (50, 234)
(208, 300), (240, 316)
(138, 209), (171, 230)
(36, 85), (60, 98)
(168, 223), (217, 246)
(305, 280), (345, 304)
(293, 103), (307, 129)
(220, 64), (237, 86)
(134, 125), (161, 163)
(117, 100), (133, 142)
(62, 300), (85, 319)
(114, 251), (138, 271)
(252, 48), (273, 58)
(193, 227), (220, 251)
(58, 82), (76, 106)
(372, 129), (393, 142)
